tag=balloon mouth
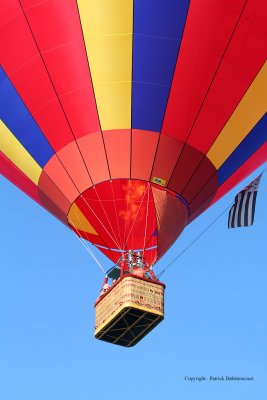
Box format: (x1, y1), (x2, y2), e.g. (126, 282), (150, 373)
(67, 178), (189, 265)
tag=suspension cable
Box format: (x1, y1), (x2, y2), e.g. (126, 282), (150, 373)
(68, 217), (106, 275)
(124, 184), (149, 248)
(156, 167), (267, 279)
(93, 186), (122, 250)
(156, 203), (232, 279)
(142, 183), (150, 263)
(81, 193), (122, 252)
(110, 180), (123, 248)
(122, 179), (130, 249)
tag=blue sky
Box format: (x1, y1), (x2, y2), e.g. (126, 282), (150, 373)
(0, 166), (266, 400)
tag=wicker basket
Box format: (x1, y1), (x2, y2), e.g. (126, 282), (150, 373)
(94, 275), (165, 347)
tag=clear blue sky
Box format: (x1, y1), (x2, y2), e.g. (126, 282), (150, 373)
(0, 166), (266, 400)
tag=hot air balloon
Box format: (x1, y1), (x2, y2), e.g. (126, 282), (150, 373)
(0, 0), (266, 346)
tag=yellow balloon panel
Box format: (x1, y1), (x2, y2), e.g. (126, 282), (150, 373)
(68, 203), (97, 235)
(77, 0), (133, 130)
(93, 82), (131, 130)
(87, 35), (132, 84)
(78, 0), (133, 37)
(0, 120), (42, 185)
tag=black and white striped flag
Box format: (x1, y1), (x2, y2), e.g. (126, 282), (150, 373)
(228, 175), (262, 228)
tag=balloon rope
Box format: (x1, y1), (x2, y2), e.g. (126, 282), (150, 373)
(80, 193), (122, 252)
(124, 184), (149, 249)
(157, 167), (267, 278)
(69, 217), (106, 275)
(110, 181), (123, 248)
(142, 183), (151, 263)
(156, 203), (231, 279)
(122, 180), (130, 249)
(93, 186), (122, 251)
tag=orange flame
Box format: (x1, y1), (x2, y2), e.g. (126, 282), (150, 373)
(119, 181), (147, 222)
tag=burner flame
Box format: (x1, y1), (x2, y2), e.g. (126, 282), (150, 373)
(119, 181), (147, 222)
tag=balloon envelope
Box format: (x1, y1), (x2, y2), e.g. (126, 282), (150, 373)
(0, 0), (266, 265)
